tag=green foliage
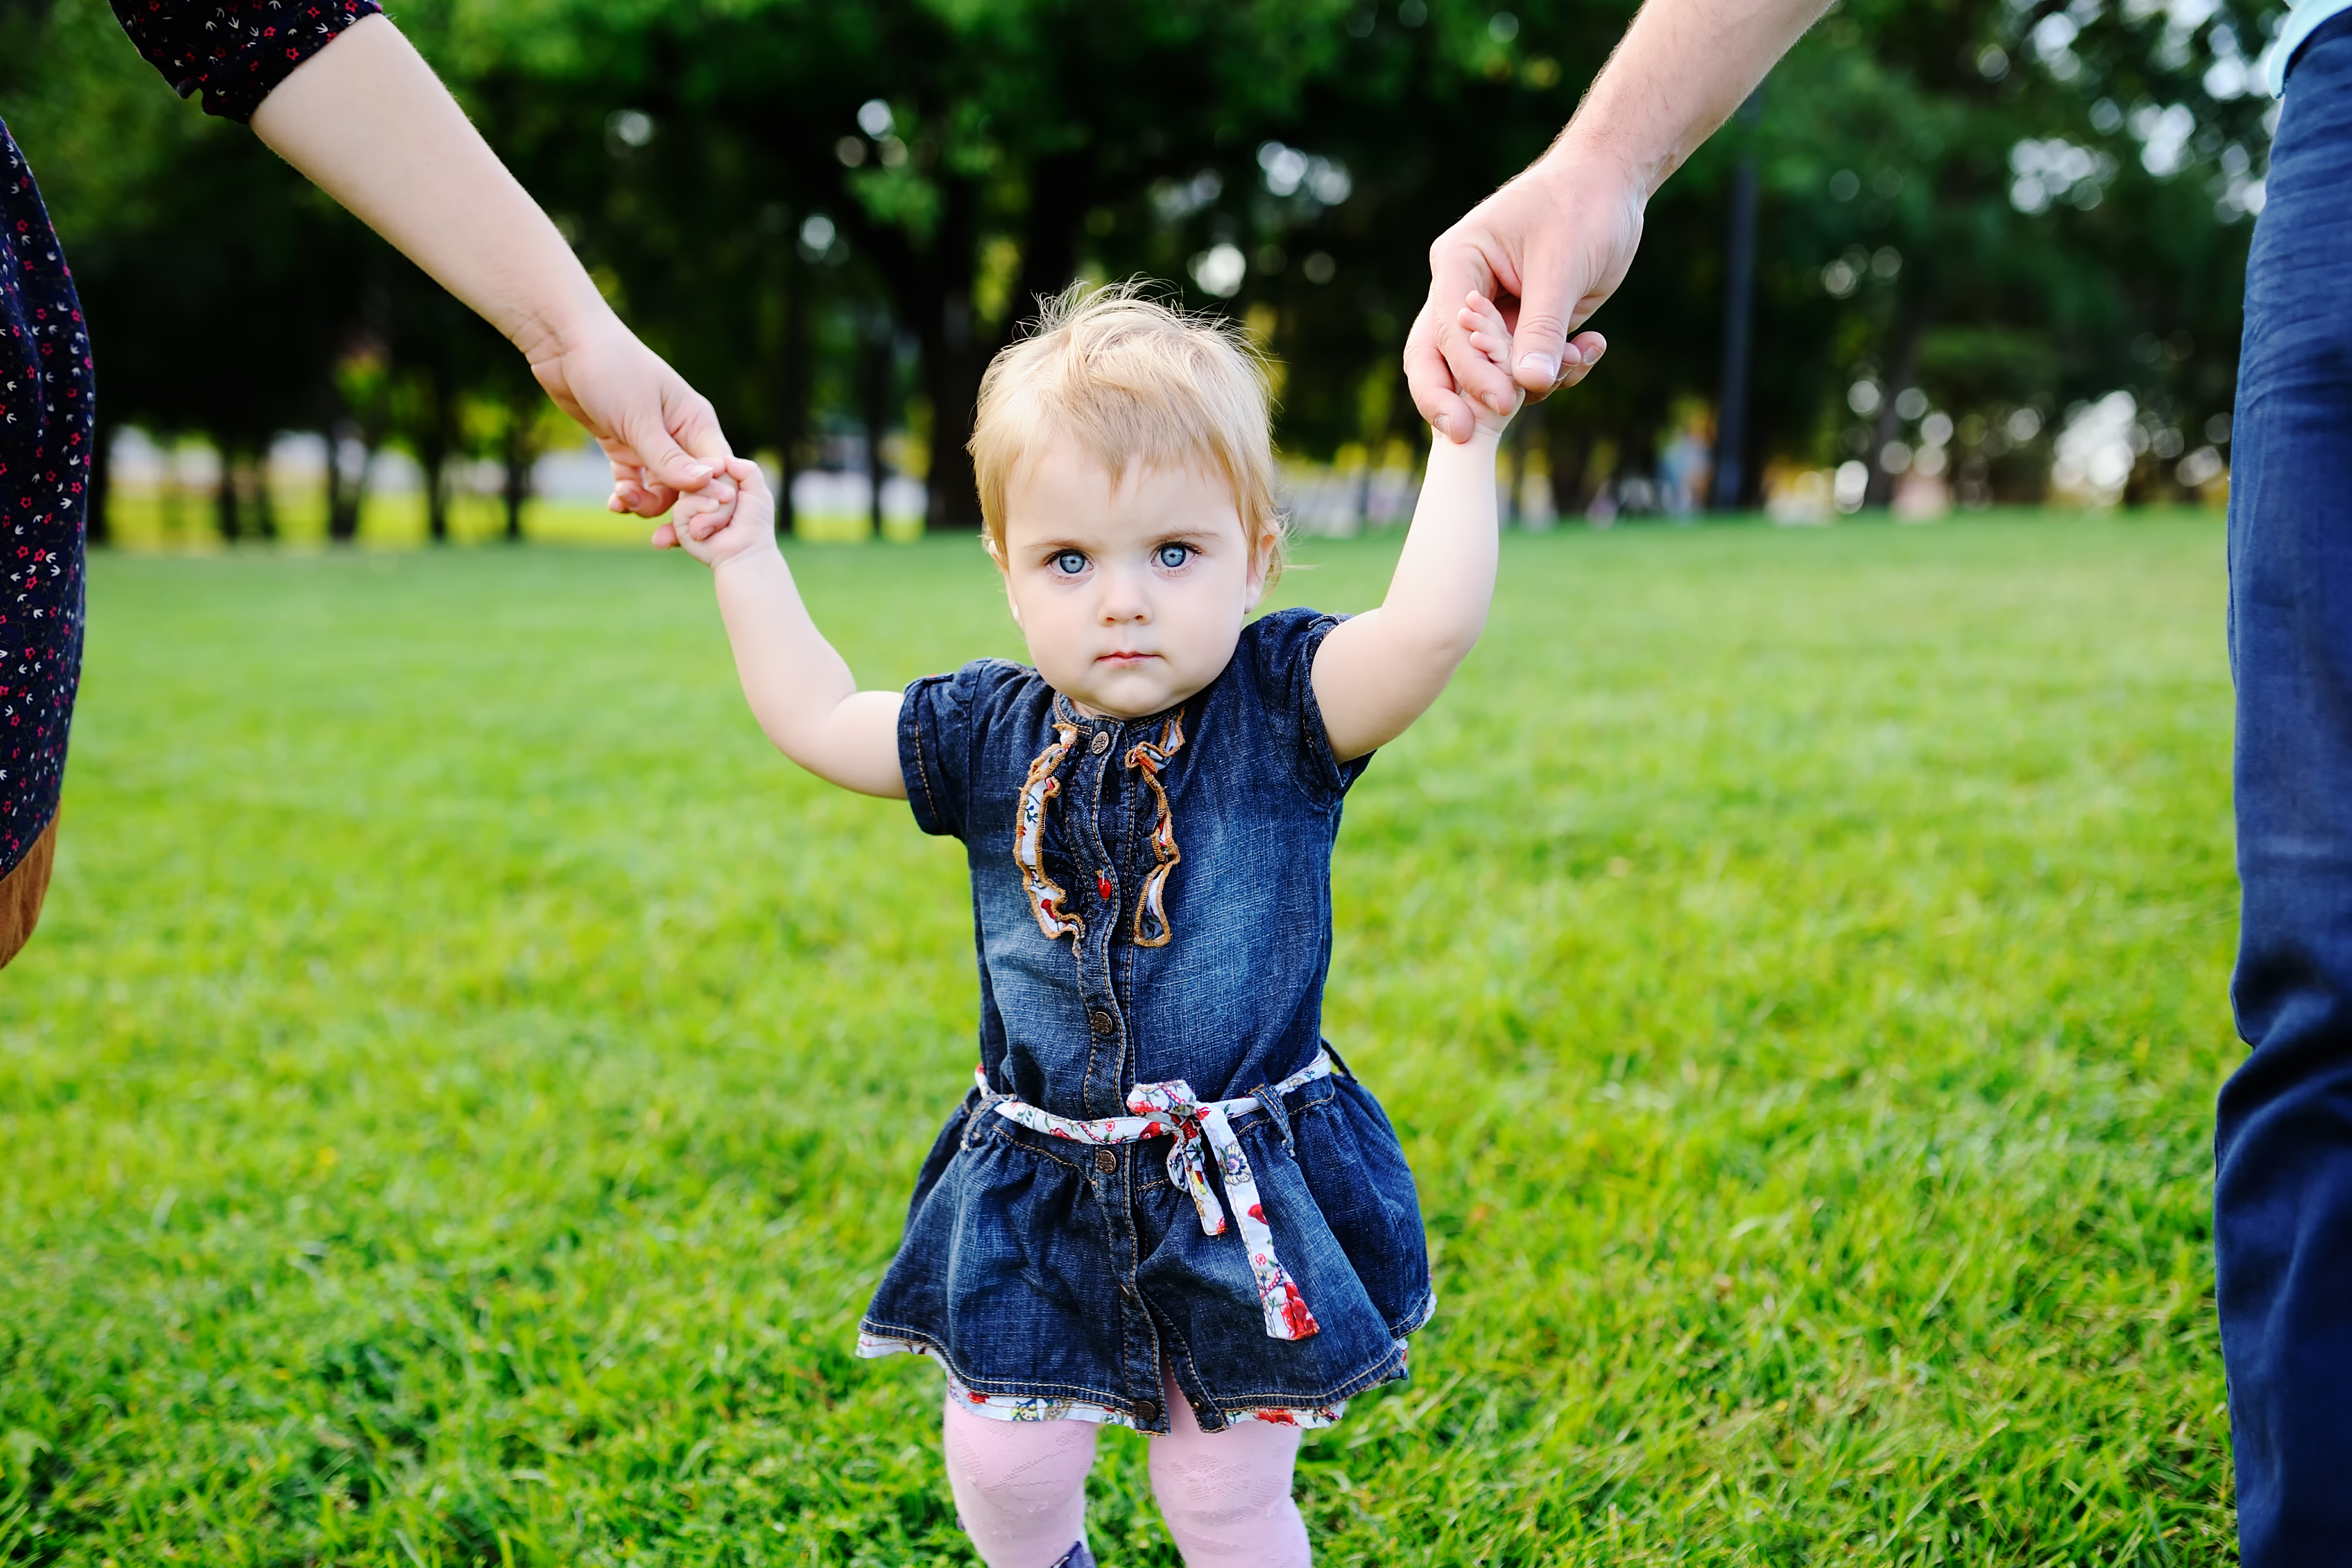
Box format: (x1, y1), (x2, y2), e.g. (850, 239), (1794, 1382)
(1743, 0), (2268, 502)
(0, 0), (2275, 532)
(2, 515), (2233, 1562)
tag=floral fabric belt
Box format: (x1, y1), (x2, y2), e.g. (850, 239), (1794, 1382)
(976, 1048), (1336, 1341)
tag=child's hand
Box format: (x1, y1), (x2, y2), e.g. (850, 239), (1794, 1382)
(651, 456), (776, 568)
(1454, 290), (1526, 437)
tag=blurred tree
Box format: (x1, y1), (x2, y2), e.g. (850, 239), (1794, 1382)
(1746, 0), (2269, 506)
(1, 0), (2281, 540)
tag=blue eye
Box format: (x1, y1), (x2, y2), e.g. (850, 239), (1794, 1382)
(1155, 543), (1191, 570)
(1051, 551), (1088, 575)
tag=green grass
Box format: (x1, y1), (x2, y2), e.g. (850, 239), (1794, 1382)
(98, 492), (685, 551)
(0, 513), (2237, 1565)
(100, 488), (923, 551)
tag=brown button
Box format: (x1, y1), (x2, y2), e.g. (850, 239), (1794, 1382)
(1089, 1009), (1117, 1036)
(1090, 729), (1111, 755)
(1135, 1399), (1162, 1424)
(1095, 1149), (1117, 1174)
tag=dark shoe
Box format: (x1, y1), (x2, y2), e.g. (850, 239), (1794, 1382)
(1046, 1543), (1096, 1568)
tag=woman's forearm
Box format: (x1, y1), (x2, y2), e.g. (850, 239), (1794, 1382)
(248, 14), (606, 365)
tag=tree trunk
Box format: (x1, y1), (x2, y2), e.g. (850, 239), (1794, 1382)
(501, 395), (534, 543)
(1711, 90), (1764, 512)
(249, 450), (277, 540)
(327, 420), (374, 543)
(773, 246), (810, 538)
(162, 439), (186, 541)
(865, 312), (893, 539)
(1550, 423), (1591, 514)
(421, 389), (452, 545)
(213, 437), (241, 542)
(920, 179), (984, 532)
(922, 316), (985, 531)
(1863, 310), (1929, 511)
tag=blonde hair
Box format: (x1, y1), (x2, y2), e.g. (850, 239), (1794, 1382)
(969, 281), (1285, 581)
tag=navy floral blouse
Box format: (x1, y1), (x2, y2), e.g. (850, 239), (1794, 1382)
(110, 0), (384, 124)
(0, 127), (89, 877)
(0, 1), (379, 878)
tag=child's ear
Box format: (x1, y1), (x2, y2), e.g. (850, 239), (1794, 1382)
(1241, 529), (1276, 612)
(985, 534), (1024, 629)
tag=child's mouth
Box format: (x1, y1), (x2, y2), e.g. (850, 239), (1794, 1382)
(1097, 651), (1157, 665)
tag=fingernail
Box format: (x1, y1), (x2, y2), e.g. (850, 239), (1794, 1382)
(1434, 415), (1452, 439)
(683, 462), (714, 482)
(1518, 353), (1559, 382)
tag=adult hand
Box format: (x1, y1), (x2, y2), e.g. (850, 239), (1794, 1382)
(526, 316), (731, 518)
(250, 14), (730, 518)
(1405, 157), (1635, 444)
(1404, 0), (1835, 445)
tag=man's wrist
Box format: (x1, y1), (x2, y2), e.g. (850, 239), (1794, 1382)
(1533, 122), (1663, 205)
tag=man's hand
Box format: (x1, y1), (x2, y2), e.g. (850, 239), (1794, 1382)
(1456, 290), (1529, 437)
(1405, 158), (1635, 443)
(1403, 0), (1834, 445)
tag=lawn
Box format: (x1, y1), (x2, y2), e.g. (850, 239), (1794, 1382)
(0, 513), (2237, 1565)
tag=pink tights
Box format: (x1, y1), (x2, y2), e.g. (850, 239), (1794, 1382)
(941, 1369), (1311, 1567)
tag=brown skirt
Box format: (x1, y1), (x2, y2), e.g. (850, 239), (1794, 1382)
(0, 814), (58, 968)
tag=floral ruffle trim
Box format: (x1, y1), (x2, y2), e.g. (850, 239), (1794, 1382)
(856, 1331), (1351, 1429)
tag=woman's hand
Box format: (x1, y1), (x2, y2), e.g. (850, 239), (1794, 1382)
(249, 14), (729, 516)
(654, 456), (774, 565)
(526, 317), (733, 518)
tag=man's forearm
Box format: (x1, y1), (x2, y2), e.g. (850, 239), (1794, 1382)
(248, 14), (607, 366)
(1545, 0), (1833, 197)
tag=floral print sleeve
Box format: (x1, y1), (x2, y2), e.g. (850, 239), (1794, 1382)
(109, 0), (384, 124)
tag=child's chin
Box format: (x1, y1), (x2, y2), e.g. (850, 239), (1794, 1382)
(1080, 681), (1187, 721)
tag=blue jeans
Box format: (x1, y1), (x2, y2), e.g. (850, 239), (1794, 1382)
(2219, 12), (2352, 1562)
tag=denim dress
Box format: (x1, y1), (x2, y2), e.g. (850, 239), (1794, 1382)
(857, 607), (1433, 1433)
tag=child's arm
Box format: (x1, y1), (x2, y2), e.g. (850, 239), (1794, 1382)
(1312, 292), (1523, 762)
(667, 461), (908, 799)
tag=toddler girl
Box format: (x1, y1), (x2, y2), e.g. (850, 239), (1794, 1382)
(663, 283), (1523, 1566)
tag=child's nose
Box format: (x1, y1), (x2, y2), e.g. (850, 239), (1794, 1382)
(1097, 570), (1151, 620)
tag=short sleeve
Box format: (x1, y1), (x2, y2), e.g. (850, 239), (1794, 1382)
(111, 0), (384, 124)
(1239, 606), (1372, 805)
(900, 660), (1035, 840)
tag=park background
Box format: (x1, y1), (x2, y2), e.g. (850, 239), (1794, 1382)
(0, 0), (2264, 1560)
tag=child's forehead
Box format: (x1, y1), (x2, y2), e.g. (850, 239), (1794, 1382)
(1010, 429), (1225, 494)
(1002, 440), (1243, 534)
